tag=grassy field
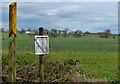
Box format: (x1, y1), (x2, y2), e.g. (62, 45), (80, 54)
(2, 33), (118, 83)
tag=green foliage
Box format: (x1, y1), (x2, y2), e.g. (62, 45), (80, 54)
(2, 33), (118, 82)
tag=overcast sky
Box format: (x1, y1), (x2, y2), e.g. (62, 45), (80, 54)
(2, 2), (118, 34)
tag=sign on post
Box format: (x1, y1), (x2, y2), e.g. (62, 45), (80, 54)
(35, 35), (49, 55)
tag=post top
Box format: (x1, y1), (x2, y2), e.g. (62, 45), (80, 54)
(9, 2), (16, 6)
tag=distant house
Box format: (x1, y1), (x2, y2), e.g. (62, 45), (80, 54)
(81, 33), (84, 36)
(44, 29), (51, 34)
(75, 30), (82, 34)
(75, 30), (83, 35)
(25, 30), (30, 34)
(68, 31), (74, 35)
(58, 30), (67, 34)
(73, 30), (84, 36)
(51, 29), (57, 34)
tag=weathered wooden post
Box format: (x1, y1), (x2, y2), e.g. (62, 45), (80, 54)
(39, 27), (44, 83)
(8, 2), (17, 82)
(35, 27), (49, 83)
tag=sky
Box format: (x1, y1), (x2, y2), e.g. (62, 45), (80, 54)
(2, 2), (118, 34)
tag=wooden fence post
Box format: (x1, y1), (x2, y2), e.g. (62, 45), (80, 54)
(39, 27), (44, 83)
(8, 2), (17, 82)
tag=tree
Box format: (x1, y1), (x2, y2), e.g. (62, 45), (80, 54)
(99, 29), (111, 38)
(1, 28), (5, 32)
(75, 30), (82, 35)
(73, 30), (83, 37)
(20, 28), (25, 33)
(63, 28), (69, 37)
(84, 31), (90, 35)
(104, 29), (111, 38)
(104, 29), (111, 34)
(50, 29), (58, 37)
(17, 29), (20, 33)
(64, 28), (69, 31)
(28, 28), (31, 31)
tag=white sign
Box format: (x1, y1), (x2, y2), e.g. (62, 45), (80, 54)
(35, 35), (49, 55)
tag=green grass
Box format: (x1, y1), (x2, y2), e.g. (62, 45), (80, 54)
(2, 33), (118, 82)
(2, 33), (118, 53)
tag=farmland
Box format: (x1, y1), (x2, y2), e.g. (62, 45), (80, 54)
(2, 33), (118, 83)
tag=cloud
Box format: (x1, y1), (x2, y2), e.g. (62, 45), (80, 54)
(1, 0), (119, 2)
(107, 13), (117, 17)
(2, 2), (118, 34)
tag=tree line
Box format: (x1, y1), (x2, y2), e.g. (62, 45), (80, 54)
(1, 27), (118, 38)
